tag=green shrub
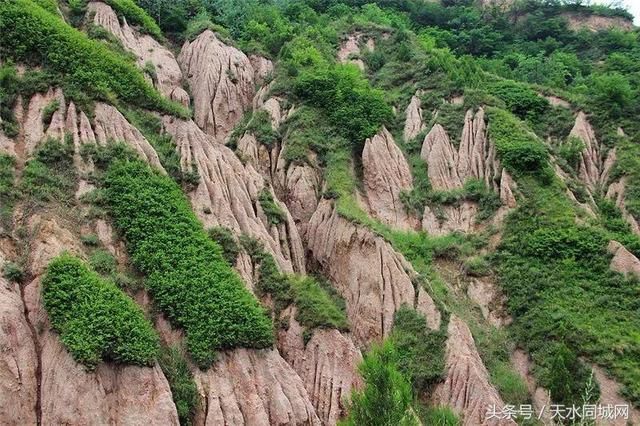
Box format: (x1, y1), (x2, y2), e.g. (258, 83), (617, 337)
(0, 153), (18, 230)
(42, 254), (159, 369)
(256, 251), (293, 311)
(533, 342), (599, 407)
(258, 188), (286, 225)
(41, 99), (60, 127)
(463, 256), (490, 277)
(89, 249), (117, 276)
(488, 80), (549, 121)
(556, 136), (584, 172)
(21, 137), (76, 204)
(342, 340), (417, 426)
(294, 63), (393, 147)
(103, 160), (273, 368)
(81, 234), (100, 247)
(0, 0), (187, 117)
(208, 226), (240, 265)
(487, 108), (549, 175)
(184, 12), (231, 42)
(418, 406), (460, 426)
(291, 276), (349, 331)
(2, 261), (24, 283)
(159, 345), (199, 426)
(391, 307), (446, 394)
(245, 110), (279, 148)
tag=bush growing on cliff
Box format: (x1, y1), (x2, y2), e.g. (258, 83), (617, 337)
(21, 137), (76, 205)
(103, 160), (274, 368)
(42, 254), (159, 369)
(391, 307), (446, 394)
(342, 340), (417, 426)
(208, 226), (240, 265)
(240, 234), (349, 331)
(291, 276), (349, 331)
(294, 63), (393, 147)
(487, 108), (549, 176)
(0, 0), (187, 117)
(488, 80), (549, 121)
(159, 345), (199, 426)
(258, 188), (286, 225)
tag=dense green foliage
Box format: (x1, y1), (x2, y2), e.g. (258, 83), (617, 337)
(487, 108), (549, 176)
(391, 307), (446, 395)
(159, 345), (199, 426)
(294, 63), (393, 146)
(497, 177), (640, 405)
(42, 254), (159, 369)
(103, 160), (274, 368)
(342, 341), (417, 426)
(0, 0), (187, 117)
(487, 80), (549, 121)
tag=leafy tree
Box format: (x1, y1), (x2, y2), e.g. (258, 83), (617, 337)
(342, 341), (417, 426)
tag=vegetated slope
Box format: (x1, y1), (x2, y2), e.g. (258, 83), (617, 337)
(103, 159), (274, 368)
(43, 253), (159, 369)
(0, 0), (187, 117)
(2, 0), (640, 425)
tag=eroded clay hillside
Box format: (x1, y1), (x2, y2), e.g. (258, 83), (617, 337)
(1, 0), (640, 425)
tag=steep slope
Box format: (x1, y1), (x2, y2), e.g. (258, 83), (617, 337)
(178, 30), (271, 143)
(418, 109), (516, 235)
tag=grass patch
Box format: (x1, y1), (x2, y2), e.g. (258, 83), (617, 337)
(88, 249), (117, 276)
(291, 275), (349, 332)
(0, 153), (18, 232)
(2, 261), (24, 283)
(240, 235), (349, 334)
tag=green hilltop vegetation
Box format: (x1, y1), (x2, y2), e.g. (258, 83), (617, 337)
(2, 0), (640, 423)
